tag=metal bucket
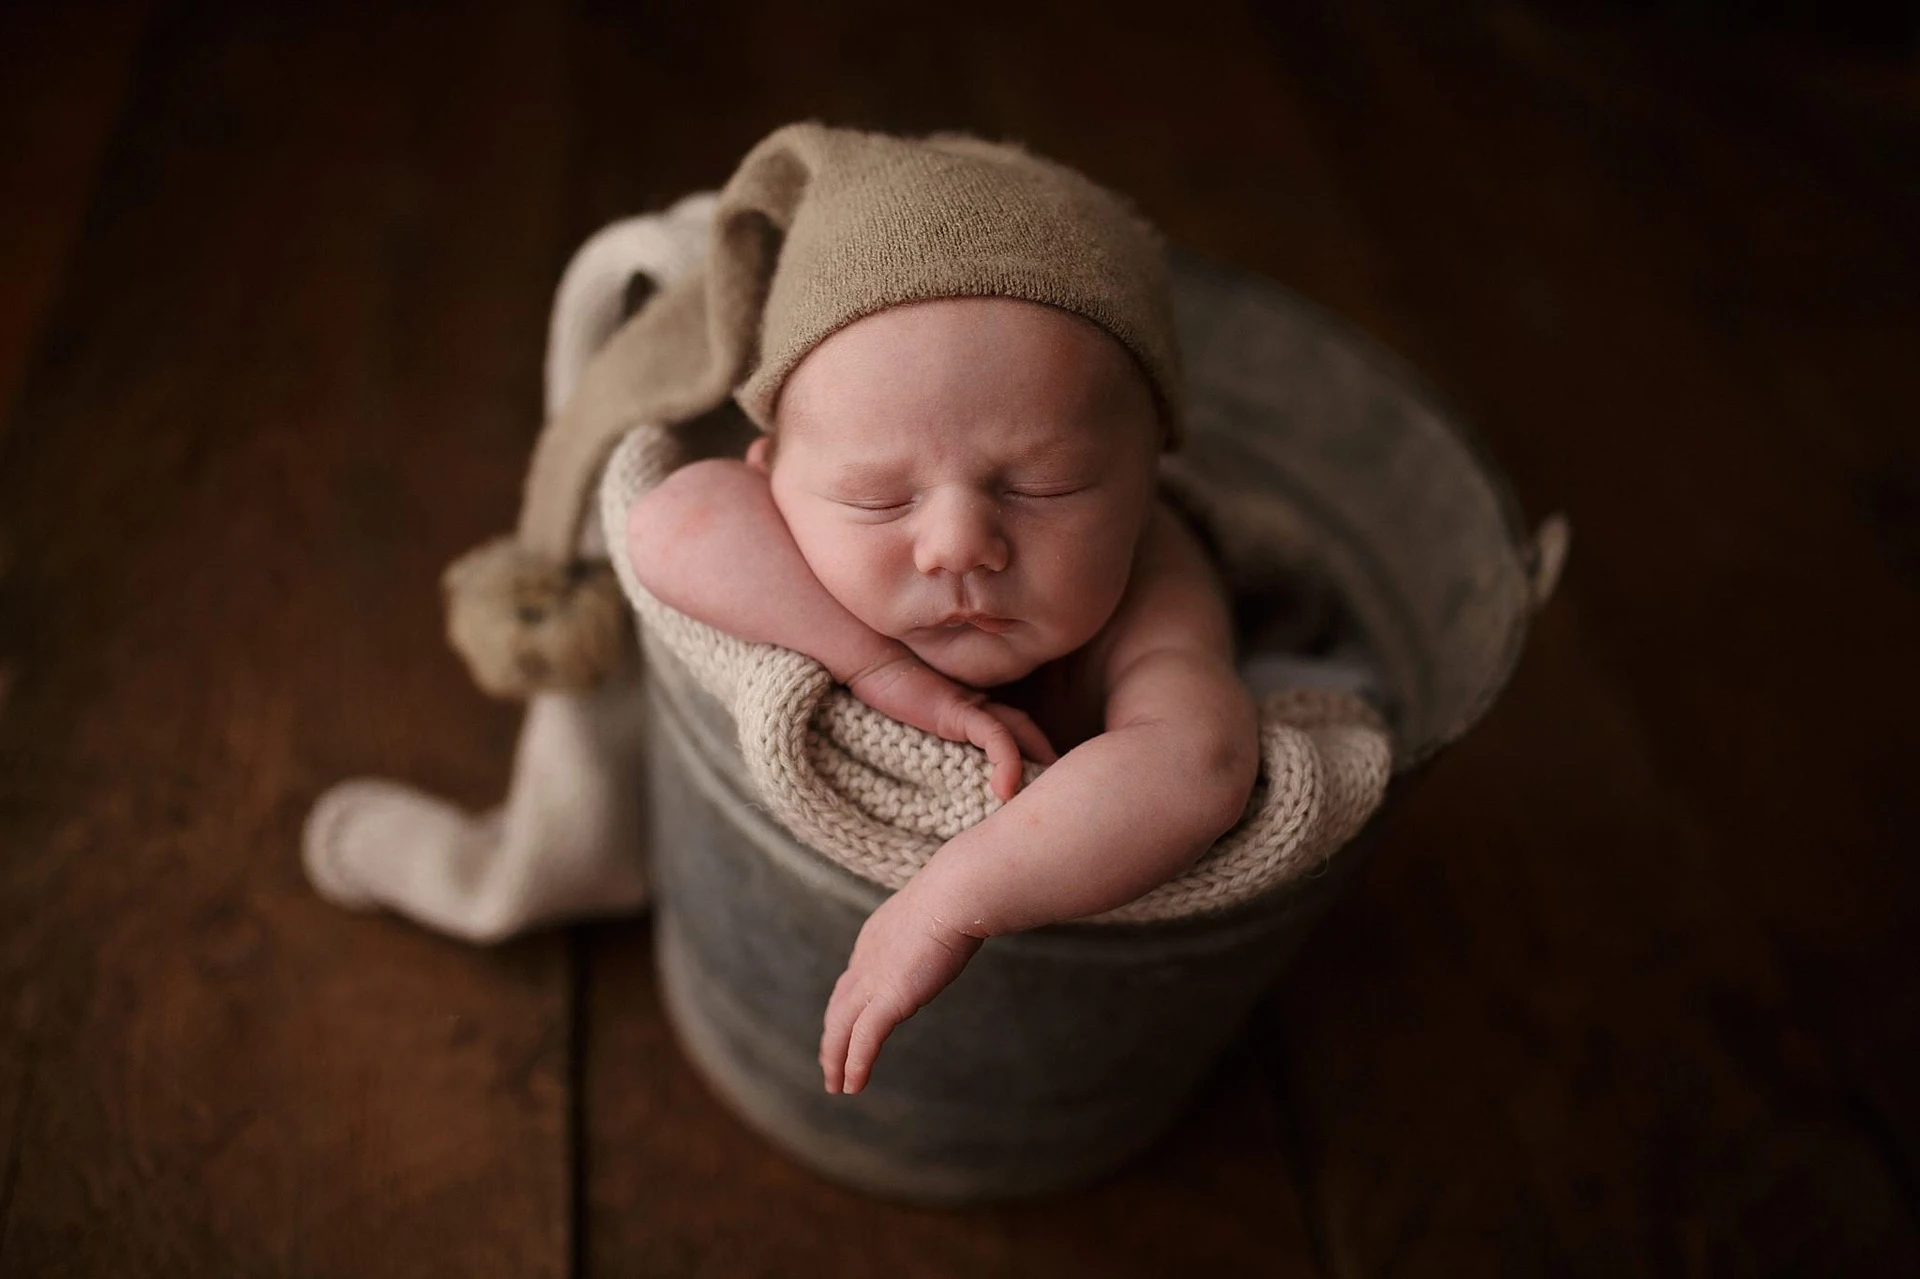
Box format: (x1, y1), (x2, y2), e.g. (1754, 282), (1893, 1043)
(641, 254), (1559, 1203)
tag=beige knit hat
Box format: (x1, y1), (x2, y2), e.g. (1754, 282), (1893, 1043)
(727, 127), (1183, 429)
(444, 122), (1184, 701)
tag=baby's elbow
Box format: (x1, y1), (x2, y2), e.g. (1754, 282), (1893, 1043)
(625, 459), (744, 596)
(1191, 718), (1261, 841)
(624, 493), (662, 589)
(625, 476), (675, 579)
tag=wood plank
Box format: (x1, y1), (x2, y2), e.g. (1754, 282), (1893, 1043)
(1240, 1), (1920, 1272)
(1461, 0), (1920, 1194)
(0, 3), (581, 1273)
(0, 0), (150, 446)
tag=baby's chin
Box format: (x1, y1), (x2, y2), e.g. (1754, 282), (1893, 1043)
(901, 628), (1055, 691)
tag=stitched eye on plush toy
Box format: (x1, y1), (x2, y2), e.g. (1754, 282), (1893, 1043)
(622, 272), (658, 320)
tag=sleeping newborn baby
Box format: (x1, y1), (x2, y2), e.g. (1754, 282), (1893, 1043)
(625, 130), (1259, 1094)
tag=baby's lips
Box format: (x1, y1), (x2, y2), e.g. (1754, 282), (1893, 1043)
(928, 611), (1018, 634)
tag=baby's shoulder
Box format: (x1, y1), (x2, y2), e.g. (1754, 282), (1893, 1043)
(1088, 498), (1236, 672)
(1010, 500), (1234, 745)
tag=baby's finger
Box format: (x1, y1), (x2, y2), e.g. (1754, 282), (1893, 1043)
(964, 713), (1024, 802)
(841, 1000), (900, 1096)
(819, 974), (863, 1094)
(990, 754), (1021, 804)
(985, 703), (1057, 765)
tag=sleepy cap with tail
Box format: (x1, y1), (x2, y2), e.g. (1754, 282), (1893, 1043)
(724, 125), (1183, 431)
(445, 122), (1185, 701)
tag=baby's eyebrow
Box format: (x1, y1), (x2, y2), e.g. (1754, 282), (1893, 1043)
(824, 459), (911, 489)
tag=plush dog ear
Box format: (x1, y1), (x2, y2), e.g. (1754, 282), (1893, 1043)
(622, 270), (658, 321)
(442, 196), (730, 701)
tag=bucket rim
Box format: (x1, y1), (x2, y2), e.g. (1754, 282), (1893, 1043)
(1169, 247), (1543, 769)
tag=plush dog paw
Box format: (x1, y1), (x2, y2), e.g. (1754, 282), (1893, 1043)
(301, 778), (456, 910)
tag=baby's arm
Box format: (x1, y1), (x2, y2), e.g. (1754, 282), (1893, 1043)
(625, 458), (1052, 799)
(819, 504), (1260, 1093)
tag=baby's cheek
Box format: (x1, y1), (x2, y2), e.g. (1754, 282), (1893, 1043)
(1035, 540), (1132, 637)
(808, 541), (911, 632)
(770, 488), (897, 627)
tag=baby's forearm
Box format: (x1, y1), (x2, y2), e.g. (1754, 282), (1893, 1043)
(626, 459), (902, 683)
(815, 698), (1254, 1094)
(908, 717), (1257, 937)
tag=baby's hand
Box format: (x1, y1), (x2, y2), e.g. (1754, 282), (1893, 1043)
(820, 886), (984, 1095)
(847, 653), (1055, 802)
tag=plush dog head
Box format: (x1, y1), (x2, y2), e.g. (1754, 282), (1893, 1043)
(442, 537), (632, 699)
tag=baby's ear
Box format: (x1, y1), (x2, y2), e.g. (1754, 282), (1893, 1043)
(745, 435), (774, 474)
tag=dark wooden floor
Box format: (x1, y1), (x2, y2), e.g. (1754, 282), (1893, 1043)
(3, 1), (1916, 1274)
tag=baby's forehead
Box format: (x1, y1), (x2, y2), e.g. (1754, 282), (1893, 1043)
(776, 405), (1112, 472)
(770, 297), (1157, 457)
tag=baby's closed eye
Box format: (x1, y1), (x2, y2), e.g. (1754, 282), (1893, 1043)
(1002, 482), (1089, 500)
(838, 495), (913, 510)
(832, 494), (917, 520)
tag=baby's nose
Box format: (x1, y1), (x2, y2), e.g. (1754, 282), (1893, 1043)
(913, 491), (1009, 577)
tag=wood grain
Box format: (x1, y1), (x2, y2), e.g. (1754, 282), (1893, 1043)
(0, 4), (580, 1274)
(0, 0), (150, 446)
(1246, 5), (1920, 1273)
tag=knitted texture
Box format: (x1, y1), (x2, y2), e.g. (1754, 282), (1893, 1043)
(599, 424), (1394, 925)
(724, 125), (1183, 434)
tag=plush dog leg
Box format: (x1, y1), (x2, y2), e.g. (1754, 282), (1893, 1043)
(302, 199), (713, 940)
(303, 673), (649, 942)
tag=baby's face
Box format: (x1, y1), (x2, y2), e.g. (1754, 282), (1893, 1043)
(754, 297), (1162, 689)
